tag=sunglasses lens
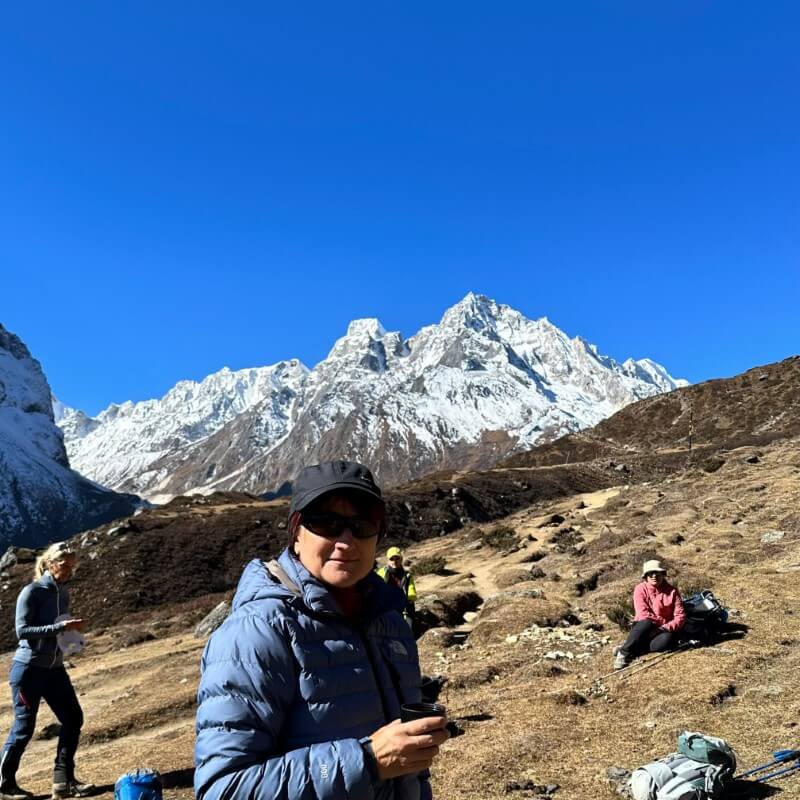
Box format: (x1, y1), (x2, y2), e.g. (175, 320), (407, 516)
(355, 519), (379, 539)
(302, 514), (379, 539)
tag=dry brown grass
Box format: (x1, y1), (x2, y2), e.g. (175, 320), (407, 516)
(6, 438), (800, 800)
(423, 439), (800, 798)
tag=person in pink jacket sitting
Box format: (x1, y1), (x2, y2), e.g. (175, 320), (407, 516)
(613, 559), (686, 670)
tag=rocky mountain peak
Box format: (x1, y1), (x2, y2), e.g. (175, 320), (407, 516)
(0, 324), (56, 423)
(57, 296), (686, 500)
(345, 318), (387, 339)
(322, 318), (409, 375)
(439, 292), (510, 335)
(0, 323), (35, 362)
(0, 323), (136, 547)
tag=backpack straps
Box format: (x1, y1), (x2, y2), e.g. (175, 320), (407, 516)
(658, 761), (724, 800)
(264, 559), (302, 597)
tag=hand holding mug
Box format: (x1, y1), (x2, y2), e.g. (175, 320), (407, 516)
(369, 716), (449, 780)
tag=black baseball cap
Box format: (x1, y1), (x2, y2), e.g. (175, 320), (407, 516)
(289, 461), (384, 515)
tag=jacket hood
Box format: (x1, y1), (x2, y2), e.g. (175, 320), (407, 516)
(233, 548), (405, 620)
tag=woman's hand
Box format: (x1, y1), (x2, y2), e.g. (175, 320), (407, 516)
(63, 618), (86, 631)
(369, 717), (449, 780)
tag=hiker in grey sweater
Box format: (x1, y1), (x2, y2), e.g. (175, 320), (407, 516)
(0, 542), (94, 800)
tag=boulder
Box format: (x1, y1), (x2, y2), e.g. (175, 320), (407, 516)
(194, 601), (231, 638)
(0, 549), (17, 571)
(415, 590), (483, 632)
(606, 767), (631, 796)
(537, 514), (566, 528)
(0, 547), (36, 571)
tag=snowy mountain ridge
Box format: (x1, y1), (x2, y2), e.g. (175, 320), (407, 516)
(0, 324), (136, 547)
(58, 294), (687, 501)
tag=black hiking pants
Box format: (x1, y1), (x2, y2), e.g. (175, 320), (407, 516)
(0, 662), (84, 785)
(620, 620), (675, 658)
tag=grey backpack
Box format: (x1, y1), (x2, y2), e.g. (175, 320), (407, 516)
(630, 732), (737, 800)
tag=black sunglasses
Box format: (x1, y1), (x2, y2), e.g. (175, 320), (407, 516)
(300, 512), (381, 540)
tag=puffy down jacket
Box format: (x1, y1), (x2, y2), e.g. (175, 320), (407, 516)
(194, 548), (429, 800)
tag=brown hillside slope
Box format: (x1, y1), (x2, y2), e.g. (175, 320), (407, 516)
(503, 355), (800, 469)
(3, 437), (799, 800)
(0, 462), (620, 651)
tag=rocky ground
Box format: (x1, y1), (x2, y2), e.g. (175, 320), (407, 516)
(2, 434), (798, 799)
(414, 438), (800, 798)
(0, 460), (621, 652)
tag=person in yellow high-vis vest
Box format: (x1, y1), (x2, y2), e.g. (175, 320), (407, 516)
(377, 547), (417, 626)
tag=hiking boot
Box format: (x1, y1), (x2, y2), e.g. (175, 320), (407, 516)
(0, 782), (34, 800)
(52, 779), (95, 799)
(612, 646), (629, 670)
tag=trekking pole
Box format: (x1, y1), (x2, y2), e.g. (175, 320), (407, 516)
(754, 761), (800, 783)
(737, 749), (800, 779)
(617, 646), (686, 680)
(594, 641), (694, 684)
(594, 648), (677, 683)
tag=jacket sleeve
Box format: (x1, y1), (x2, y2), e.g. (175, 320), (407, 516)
(663, 591), (686, 632)
(194, 612), (376, 800)
(15, 586), (66, 641)
(406, 575), (417, 604)
(632, 584), (661, 624)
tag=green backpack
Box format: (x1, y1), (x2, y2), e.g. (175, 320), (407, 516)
(677, 732), (736, 771)
(630, 732), (737, 800)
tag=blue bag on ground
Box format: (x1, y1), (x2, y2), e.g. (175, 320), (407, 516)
(115, 769), (163, 800)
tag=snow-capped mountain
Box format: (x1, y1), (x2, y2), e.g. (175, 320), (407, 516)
(0, 324), (136, 548)
(58, 294), (687, 501)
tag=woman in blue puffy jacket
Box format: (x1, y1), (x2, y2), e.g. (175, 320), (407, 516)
(194, 461), (449, 800)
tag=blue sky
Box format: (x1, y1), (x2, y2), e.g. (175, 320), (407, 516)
(1, 3), (798, 415)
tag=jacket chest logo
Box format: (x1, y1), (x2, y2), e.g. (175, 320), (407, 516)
(389, 640), (408, 658)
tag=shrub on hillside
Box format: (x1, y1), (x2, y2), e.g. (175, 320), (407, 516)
(413, 554), (448, 576)
(528, 566), (546, 579)
(553, 689), (588, 706)
(548, 527), (584, 553)
(605, 596), (635, 631)
(603, 495), (631, 513)
(114, 627), (156, 649)
(482, 524), (518, 551)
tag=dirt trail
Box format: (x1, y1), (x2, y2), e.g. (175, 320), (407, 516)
(0, 635), (204, 800)
(414, 486), (623, 615)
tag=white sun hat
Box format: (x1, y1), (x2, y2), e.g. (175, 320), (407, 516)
(642, 559), (667, 577)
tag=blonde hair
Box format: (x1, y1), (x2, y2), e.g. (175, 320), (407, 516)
(34, 542), (76, 580)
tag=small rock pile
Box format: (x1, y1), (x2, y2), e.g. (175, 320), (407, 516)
(505, 624), (610, 663)
(504, 780), (559, 798)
